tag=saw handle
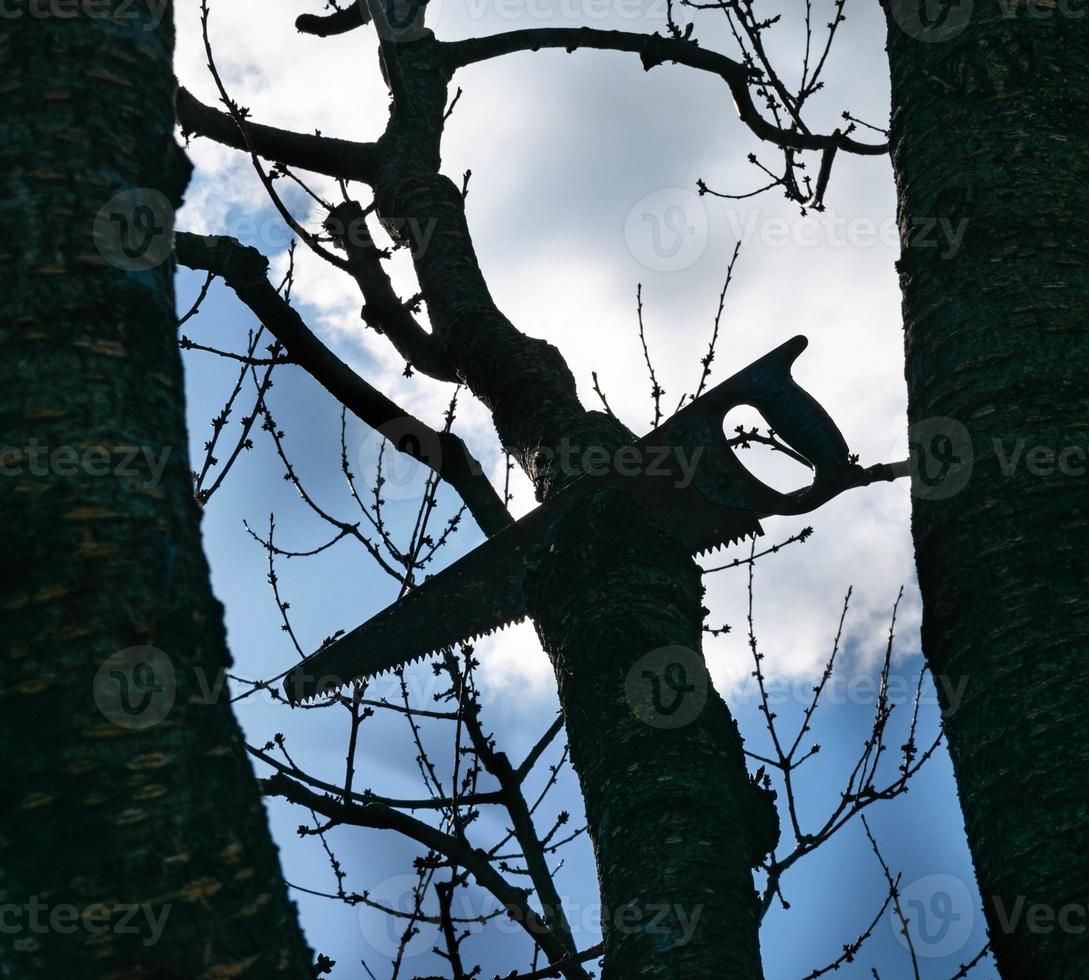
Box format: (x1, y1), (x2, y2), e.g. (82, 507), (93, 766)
(729, 337), (858, 516)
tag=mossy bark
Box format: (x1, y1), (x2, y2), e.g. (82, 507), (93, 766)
(0, 5), (312, 976)
(884, 5), (1089, 976)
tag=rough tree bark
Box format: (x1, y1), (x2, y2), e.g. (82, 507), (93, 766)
(884, 4), (1089, 976)
(0, 5), (312, 976)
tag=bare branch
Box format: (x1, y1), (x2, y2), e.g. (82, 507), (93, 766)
(497, 943), (604, 980)
(296, 3), (371, 36)
(325, 200), (459, 382)
(175, 231), (512, 535)
(862, 816), (921, 980)
(442, 29), (886, 156)
(262, 772), (576, 967)
(177, 86), (382, 184)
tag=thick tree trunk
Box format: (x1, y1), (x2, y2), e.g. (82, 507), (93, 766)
(884, 5), (1089, 976)
(0, 5), (312, 976)
(367, 40), (773, 979)
(526, 490), (775, 979)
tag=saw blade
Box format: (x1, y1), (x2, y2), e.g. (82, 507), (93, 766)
(284, 336), (845, 703)
(283, 485), (760, 704)
(284, 500), (561, 704)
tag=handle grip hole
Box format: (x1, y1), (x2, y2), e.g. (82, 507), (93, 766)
(723, 405), (817, 497)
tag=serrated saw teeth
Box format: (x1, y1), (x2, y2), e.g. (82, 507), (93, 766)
(283, 615), (528, 705)
(285, 669), (353, 706)
(693, 526), (764, 559)
(443, 615), (525, 653)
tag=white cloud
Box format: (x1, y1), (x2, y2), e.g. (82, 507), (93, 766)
(475, 619), (556, 705)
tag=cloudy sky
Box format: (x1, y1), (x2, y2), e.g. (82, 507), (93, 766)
(171, 1), (993, 976)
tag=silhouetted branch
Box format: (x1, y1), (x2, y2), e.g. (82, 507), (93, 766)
(178, 270), (215, 327)
(175, 231), (512, 535)
(178, 86), (381, 183)
(948, 944), (992, 979)
(635, 285), (664, 428)
(798, 889), (894, 980)
(444, 29), (886, 157)
(296, 3), (370, 36)
(262, 772), (576, 967)
(862, 816), (920, 980)
(325, 200), (458, 382)
(496, 944), (603, 980)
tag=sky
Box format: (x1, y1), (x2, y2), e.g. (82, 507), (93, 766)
(171, 1), (995, 976)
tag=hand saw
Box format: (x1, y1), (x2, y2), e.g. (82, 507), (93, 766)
(285, 336), (904, 704)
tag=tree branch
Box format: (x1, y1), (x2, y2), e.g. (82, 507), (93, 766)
(325, 200), (459, 383)
(296, 4), (371, 36)
(261, 772), (575, 966)
(175, 232), (512, 536)
(442, 29), (887, 156)
(247, 743), (504, 811)
(499, 944), (604, 980)
(177, 86), (383, 184)
(516, 715), (564, 782)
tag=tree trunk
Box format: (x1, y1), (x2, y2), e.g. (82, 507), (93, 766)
(0, 5), (312, 976)
(367, 40), (773, 979)
(526, 489), (775, 979)
(884, 5), (1089, 976)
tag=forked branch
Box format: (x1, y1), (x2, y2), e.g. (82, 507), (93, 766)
(443, 29), (887, 157)
(175, 231), (512, 535)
